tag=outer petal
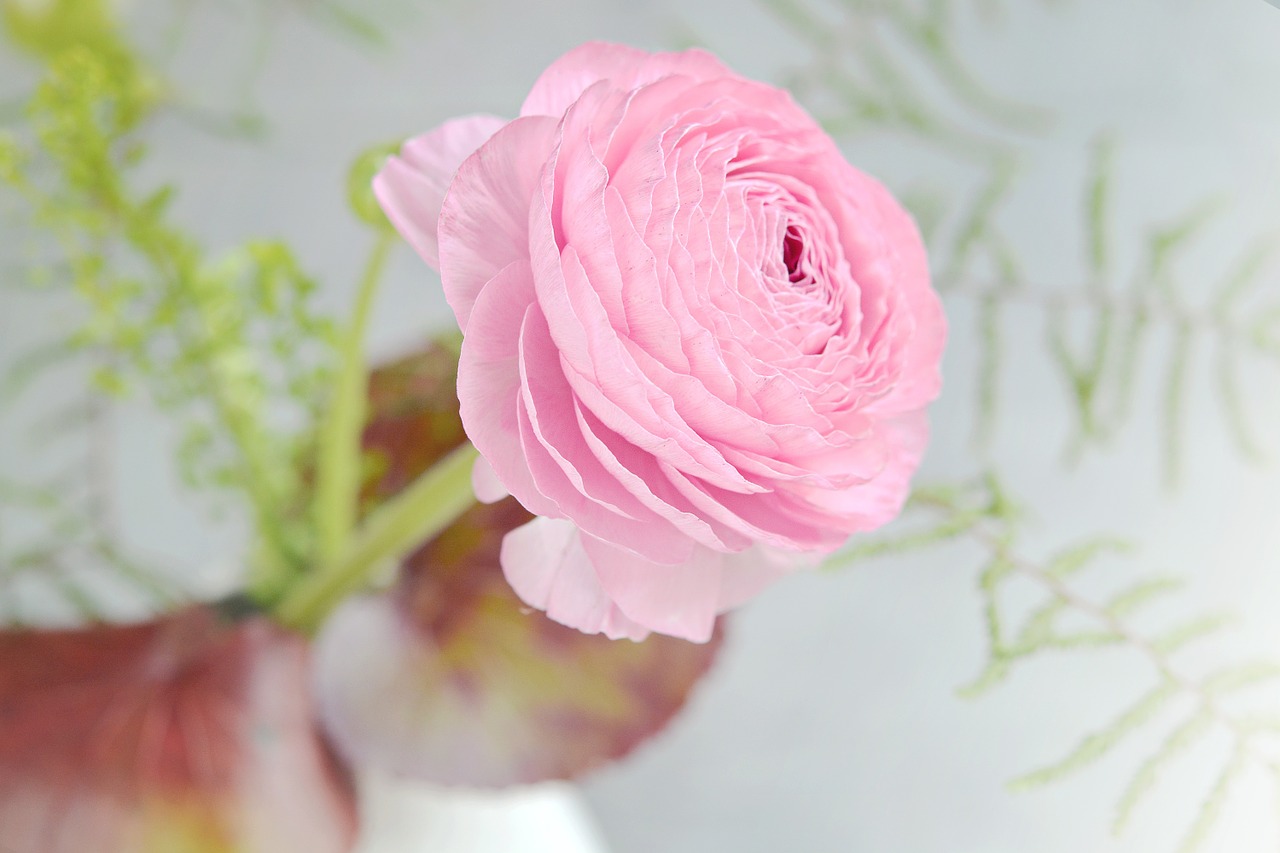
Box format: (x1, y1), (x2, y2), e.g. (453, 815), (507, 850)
(374, 114), (506, 270)
(847, 173), (946, 416)
(569, 540), (810, 644)
(520, 41), (734, 118)
(799, 410), (930, 531)
(438, 115), (559, 331)
(471, 454), (510, 503)
(501, 517), (650, 641)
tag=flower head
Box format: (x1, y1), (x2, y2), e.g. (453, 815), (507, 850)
(376, 42), (946, 642)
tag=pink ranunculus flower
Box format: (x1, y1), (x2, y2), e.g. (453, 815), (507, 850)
(375, 42), (946, 643)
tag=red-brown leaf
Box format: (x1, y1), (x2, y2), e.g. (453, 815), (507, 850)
(311, 343), (724, 786)
(0, 607), (358, 852)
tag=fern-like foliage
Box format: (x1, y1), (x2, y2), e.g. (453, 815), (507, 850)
(957, 138), (1280, 483)
(761, 1), (1280, 848)
(0, 3), (340, 620)
(834, 477), (1280, 852)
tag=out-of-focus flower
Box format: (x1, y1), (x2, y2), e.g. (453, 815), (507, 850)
(313, 343), (724, 786)
(376, 42), (947, 642)
(0, 607), (357, 853)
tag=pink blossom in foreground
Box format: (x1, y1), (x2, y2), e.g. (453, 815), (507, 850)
(376, 42), (946, 642)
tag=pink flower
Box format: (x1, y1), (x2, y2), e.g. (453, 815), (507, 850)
(375, 42), (946, 643)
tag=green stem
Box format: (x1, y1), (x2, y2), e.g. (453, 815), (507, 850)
(312, 231), (394, 564)
(276, 441), (480, 633)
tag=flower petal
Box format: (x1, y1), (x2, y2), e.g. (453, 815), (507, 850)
(456, 259), (561, 521)
(374, 114), (506, 270)
(471, 453), (510, 503)
(438, 115), (559, 331)
(845, 174), (946, 416)
(520, 42), (733, 118)
(574, 536), (812, 643)
(501, 516), (650, 641)
(580, 534), (723, 642)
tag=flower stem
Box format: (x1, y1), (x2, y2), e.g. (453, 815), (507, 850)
(312, 230), (395, 565)
(275, 441), (480, 633)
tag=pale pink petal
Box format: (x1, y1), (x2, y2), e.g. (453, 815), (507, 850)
(429, 44), (948, 640)
(471, 453), (509, 503)
(520, 42), (733, 118)
(581, 539), (814, 643)
(374, 114), (507, 270)
(849, 175), (946, 417)
(456, 259), (561, 521)
(798, 410), (930, 530)
(501, 517), (651, 641)
(716, 546), (819, 611)
(580, 535), (726, 643)
(438, 115), (559, 331)
(515, 305), (698, 564)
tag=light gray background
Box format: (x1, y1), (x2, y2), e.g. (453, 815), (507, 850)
(3, 0), (1280, 851)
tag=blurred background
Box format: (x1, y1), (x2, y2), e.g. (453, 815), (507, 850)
(2, 0), (1280, 851)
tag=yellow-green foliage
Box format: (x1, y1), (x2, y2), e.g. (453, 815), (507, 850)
(1, 2), (339, 608)
(1, 0), (164, 131)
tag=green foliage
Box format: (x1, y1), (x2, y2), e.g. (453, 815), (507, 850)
(850, 477), (1280, 853)
(0, 474), (180, 623)
(4, 0), (134, 67)
(762, 0), (1049, 138)
(0, 0), (446, 626)
(1035, 171), (1277, 482)
(0, 4), (342, 614)
(346, 141), (400, 231)
(1008, 682), (1181, 791)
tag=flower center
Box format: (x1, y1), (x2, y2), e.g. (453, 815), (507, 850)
(783, 225), (806, 283)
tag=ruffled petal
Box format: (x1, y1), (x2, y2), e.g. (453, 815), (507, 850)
(456, 259), (561, 521)
(798, 409), (930, 531)
(580, 538), (813, 643)
(851, 176), (946, 416)
(438, 115), (559, 331)
(579, 535), (726, 643)
(501, 517), (651, 641)
(374, 114), (507, 270)
(520, 42), (733, 118)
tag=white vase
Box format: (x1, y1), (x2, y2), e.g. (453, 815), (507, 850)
(352, 773), (610, 853)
